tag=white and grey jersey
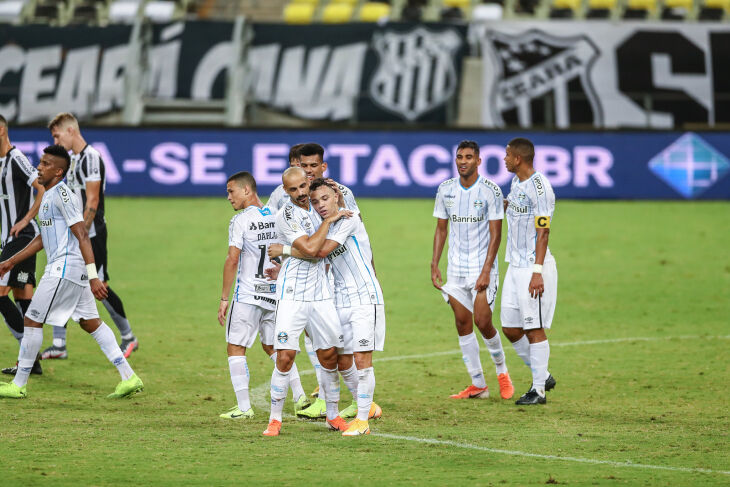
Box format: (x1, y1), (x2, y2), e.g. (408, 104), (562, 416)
(37, 182), (87, 286)
(505, 171), (555, 268)
(68, 144), (105, 238)
(335, 182), (360, 213)
(228, 206), (278, 310)
(433, 177), (504, 279)
(267, 184), (288, 212)
(0, 146), (39, 244)
(275, 201), (332, 302)
(325, 215), (383, 308)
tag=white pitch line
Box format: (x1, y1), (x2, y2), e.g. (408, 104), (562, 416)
(247, 334), (730, 476)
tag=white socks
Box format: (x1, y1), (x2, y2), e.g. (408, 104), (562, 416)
(228, 356), (250, 412)
(91, 323), (134, 380)
(320, 366), (340, 420)
(269, 367), (290, 422)
(511, 335), (531, 367)
(305, 335), (325, 394)
(356, 367), (375, 421)
(340, 362), (358, 401)
(458, 333), (486, 388)
(269, 352), (306, 401)
(529, 340), (550, 395)
(13, 327), (43, 388)
(482, 331), (508, 375)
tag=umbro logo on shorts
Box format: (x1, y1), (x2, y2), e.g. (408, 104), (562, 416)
(358, 339), (370, 346)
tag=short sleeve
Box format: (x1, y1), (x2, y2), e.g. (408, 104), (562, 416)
(433, 185), (448, 219)
(228, 214), (245, 249)
(529, 175), (552, 217)
(341, 186), (360, 213)
(327, 217), (358, 245)
(54, 186), (83, 227)
(11, 151), (38, 187)
(83, 150), (102, 183)
(485, 181), (504, 221)
(276, 206), (307, 245)
(267, 186), (285, 211)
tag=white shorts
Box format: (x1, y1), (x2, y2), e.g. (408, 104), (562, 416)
(25, 277), (99, 327)
(500, 259), (558, 330)
(338, 304), (386, 354)
(225, 302), (275, 348)
(441, 267), (499, 313)
(274, 299), (343, 352)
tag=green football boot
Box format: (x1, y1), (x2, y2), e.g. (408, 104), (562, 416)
(296, 397), (326, 418)
(106, 374), (144, 399)
(294, 394), (312, 413)
(219, 405), (254, 419)
(339, 400), (358, 419)
(0, 381), (26, 398)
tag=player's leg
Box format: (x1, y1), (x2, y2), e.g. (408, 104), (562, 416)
(0, 285), (24, 343)
(220, 302), (257, 419)
(1, 285), (43, 376)
(336, 311), (358, 418)
(304, 331), (323, 397)
(446, 289), (488, 399)
(310, 300), (347, 431)
(296, 331), (327, 417)
(0, 317), (43, 398)
(42, 323), (69, 359)
(500, 264), (533, 369)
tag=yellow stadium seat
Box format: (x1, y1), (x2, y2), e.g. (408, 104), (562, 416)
(359, 1), (391, 21)
(663, 0), (691, 8)
(588, 0), (616, 9)
(322, 2), (353, 22)
(703, 0), (728, 8)
(626, 0), (655, 9)
(290, 0), (319, 4)
(329, 0), (358, 4)
(283, 3), (315, 23)
(553, 0), (581, 9)
(443, 0), (470, 7)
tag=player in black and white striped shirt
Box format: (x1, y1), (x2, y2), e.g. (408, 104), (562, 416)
(0, 115), (45, 376)
(47, 113), (139, 359)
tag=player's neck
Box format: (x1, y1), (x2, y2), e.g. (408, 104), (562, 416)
(70, 135), (87, 155)
(244, 195), (263, 209)
(459, 172), (479, 189)
(515, 166), (535, 182)
(0, 138), (11, 157)
(44, 178), (62, 191)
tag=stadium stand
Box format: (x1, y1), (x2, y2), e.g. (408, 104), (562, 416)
(549, 0), (581, 17)
(322, 2), (354, 22)
(623, 0), (656, 18)
(359, 0), (391, 20)
(585, 0), (616, 18)
(661, 0), (692, 19)
(698, 0), (727, 18)
(283, 1), (315, 22)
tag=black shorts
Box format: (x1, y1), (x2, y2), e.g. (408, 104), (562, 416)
(91, 226), (109, 282)
(0, 234), (36, 288)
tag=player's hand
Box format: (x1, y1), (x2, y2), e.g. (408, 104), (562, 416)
(0, 259), (13, 278)
(326, 209), (353, 224)
(325, 179), (345, 208)
(529, 273), (544, 298)
(474, 271), (490, 293)
(218, 300), (229, 327)
(90, 278), (108, 300)
(9, 219), (29, 237)
(268, 243), (283, 259)
(430, 263), (443, 290)
(265, 260), (281, 281)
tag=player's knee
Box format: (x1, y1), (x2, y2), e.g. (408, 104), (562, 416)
(227, 343), (246, 356)
(525, 328), (547, 343)
(317, 347), (338, 369)
(276, 350), (296, 371)
(454, 319), (472, 335)
(0, 286), (11, 297)
(502, 327), (523, 343)
(354, 352), (372, 369)
(79, 318), (101, 333)
(338, 353), (353, 371)
(23, 316), (41, 329)
(260, 343), (274, 356)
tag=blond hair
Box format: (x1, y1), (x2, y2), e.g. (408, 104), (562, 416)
(48, 112), (79, 131)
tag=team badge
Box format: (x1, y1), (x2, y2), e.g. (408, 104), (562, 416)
(277, 332), (288, 344)
(16, 271), (28, 283)
(473, 199), (484, 209)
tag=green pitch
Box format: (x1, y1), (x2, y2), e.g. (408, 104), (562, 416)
(0, 198), (728, 486)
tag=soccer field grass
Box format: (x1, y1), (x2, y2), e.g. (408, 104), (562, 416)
(0, 198), (728, 486)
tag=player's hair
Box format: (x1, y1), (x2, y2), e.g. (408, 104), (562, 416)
(309, 178), (337, 196)
(289, 143), (304, 163)
(457, 140), (480, 157)
(227, 171), (257, 192)
(508, 137), (535, 164)
(43, 144), (71, 177)
(297, 143), (325, 162)
(0, 114), (7, 128)
(47, 112), (79, 131)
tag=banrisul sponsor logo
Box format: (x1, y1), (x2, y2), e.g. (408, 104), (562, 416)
(648, 133), (730, 199)
(484, 29), (601, 129)
(369, 27), (462, 121)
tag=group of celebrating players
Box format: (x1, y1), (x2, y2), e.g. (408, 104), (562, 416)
(0, 112), (558, 437)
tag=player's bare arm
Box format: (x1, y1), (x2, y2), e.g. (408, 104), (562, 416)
(83, 180), (101, 231)
(218, 246), (241, 326)
(529, 227), (550, 298)
(430, 218), (448, 290)
(70, 221), (108, 300)
(0, 234), (43, 277)
(475, 219), (502, 292)
(9, 179), (46, 237)
(273, 209), (352, 259)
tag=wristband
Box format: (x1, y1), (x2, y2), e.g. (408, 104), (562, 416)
(221, 297), (229, 301)
(282, 245), (292, 257)
(86, 263), (99, 280)
(532, 264), (543, 274)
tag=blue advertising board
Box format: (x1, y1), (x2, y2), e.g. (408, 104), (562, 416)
(11, 128), (730, 199)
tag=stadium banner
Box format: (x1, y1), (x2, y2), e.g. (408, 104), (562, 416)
(469, 22), (730, 129)
(0, 21), (467, 125)
(11, 128), (730, 199)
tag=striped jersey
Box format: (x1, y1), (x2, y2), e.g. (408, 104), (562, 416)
(0, 146), (39, 243)
(433, 176), (504, 279)
(275, 201), (332, 302)
(67, 144), (105, 238)
(504, 171), (555, 268)
(37, 182), (87, 286)
(325, 215), (383, 308)
(228, 205), (279, 310)
(267, 181), (360, 212)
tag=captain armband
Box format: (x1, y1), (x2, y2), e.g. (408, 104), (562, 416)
(535, 216), (551, 229)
